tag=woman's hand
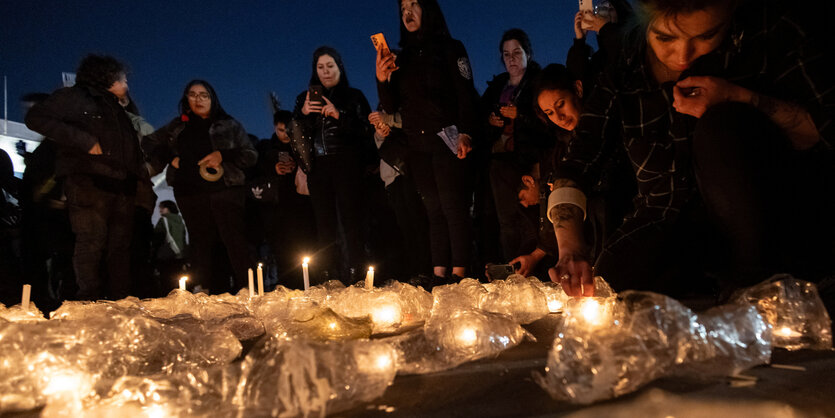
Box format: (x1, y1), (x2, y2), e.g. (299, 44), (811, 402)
(198, 150), (223, 169)
(581, 11), (611, 33)
(456, 133), (472, 159)
(301, 91), (323, 115)
(375, 123), (391, 138)
(368, 111), (386, 126)
(488, 113), (504, 127)
(574, 11), (588, 39)
(510, 248), (546, 277)
(673, 76), (745, 119)
(499, 104), (518, 120)
(275, 160), (296, 175)
(171, 157), (180, 169)
(376, 48), (398, 82)
(548, 252), (594, 297)
(321, 96), (340, 120)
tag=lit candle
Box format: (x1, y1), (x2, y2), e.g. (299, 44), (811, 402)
(179, 276), (188, 291)
(21, 284), (31, 311)
(248, 268), (255, 298)
(365, 266), (375, 290)
(257, 263), (265, 297)
(371, 303), (402, 328)
(302, 257), (311, 291)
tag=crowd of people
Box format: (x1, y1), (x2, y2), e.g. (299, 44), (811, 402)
(1, 0), (832, 313)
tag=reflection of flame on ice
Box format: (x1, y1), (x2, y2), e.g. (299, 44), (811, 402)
(44, 372), (88, 396)
(572, 298), (611, 329)
(775, 326), (801, 339)
(354, 344), (397, 375)
(144, 404), (168, 418)
(456, 327), (478, 347)
(328, 321), (338, 330)
(371, 303), (402, 328)
(547, 298), (563, 313)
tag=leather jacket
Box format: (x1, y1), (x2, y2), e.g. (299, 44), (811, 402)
(292, 84), (371, 160)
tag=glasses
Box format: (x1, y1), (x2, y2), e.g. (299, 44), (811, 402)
(188, 92), (210, 100)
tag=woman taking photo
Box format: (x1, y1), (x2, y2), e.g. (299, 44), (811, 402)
(376, 0), (479, 283)
(293, 46), (371, 285)
(143, 80), (257, 294)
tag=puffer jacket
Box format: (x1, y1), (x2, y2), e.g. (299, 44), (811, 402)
(292, 84), (371, 159)
(25, 84), (145, 181)
(142, 115), (257, 187)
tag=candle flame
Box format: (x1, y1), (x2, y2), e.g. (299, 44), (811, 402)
(775, 326), (799, 338)
(303, 257), (311, 265)
(368, 266), (374, 272)
(457, 327), (478, 346)
(547, 298), (563, 313)
(579, 298), (604, 326)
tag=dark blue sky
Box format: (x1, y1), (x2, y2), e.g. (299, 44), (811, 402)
(2, 0), (590, 138)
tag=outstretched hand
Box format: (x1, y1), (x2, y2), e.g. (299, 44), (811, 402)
(549, 253), (594, 297)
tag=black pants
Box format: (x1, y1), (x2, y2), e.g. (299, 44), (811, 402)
(176, 187), (252, 293)
(490, 156), (538, 260)
(386, 174), (432, 278)
(408, 136), (472, 268)
(64, 175), (135, 300)
(307, 153), (364, 284)
(260, 195), (317, 289)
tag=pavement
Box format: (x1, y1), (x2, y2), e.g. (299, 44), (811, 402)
(339, 315), (835, 418)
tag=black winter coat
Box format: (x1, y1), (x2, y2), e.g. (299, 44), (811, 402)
(142, 115), (257, 188)
(479, 63), (550, 167)
(377, 37), (479, 141)
(292, 85), (372, 161)
(25, 84), (145, 182)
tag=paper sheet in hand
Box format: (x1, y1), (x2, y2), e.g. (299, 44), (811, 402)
(437, 125), (459, 155)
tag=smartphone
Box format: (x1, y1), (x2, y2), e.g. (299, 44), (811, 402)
(370, 33), (390, 56)
(278, 151), (291, 163)
(308, 85), (324, 106)
(486, 263), (516, 281)
(579, 0), (594, 30)
(578, 0), (593, 13)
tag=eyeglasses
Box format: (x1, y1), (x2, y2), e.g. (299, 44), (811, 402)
(188, 92), (210, 100)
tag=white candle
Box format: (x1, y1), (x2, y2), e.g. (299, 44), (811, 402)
(257, 263), (265, 297)
(365, 266), (375, 290)
(21, 284), (31, 311)
(179, 276), (188, 291)
(302, 257), (311, 291)
(247, 268), (255, 298)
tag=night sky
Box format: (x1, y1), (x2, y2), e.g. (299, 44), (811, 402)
(2, 1), (588, 138)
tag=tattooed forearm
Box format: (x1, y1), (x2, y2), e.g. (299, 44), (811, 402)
(550, 204), (584, 230)
(750, 92), (820, 149)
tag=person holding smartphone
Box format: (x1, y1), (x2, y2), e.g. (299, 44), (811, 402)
(480, 28), (550, 265)
(293, 46), (372, 285)
(566, 0), (634, 92)
(376, 0), (479, 284)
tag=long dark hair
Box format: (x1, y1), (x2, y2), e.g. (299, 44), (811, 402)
(308, 46), (350, 88)
(531, 64), (581, 125)
(178, 79), (228, 119)
(635, 0), (736, 26)
(398, 0), (451, 46)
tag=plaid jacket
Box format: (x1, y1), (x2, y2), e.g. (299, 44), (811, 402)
(556, 0), (834, 236)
